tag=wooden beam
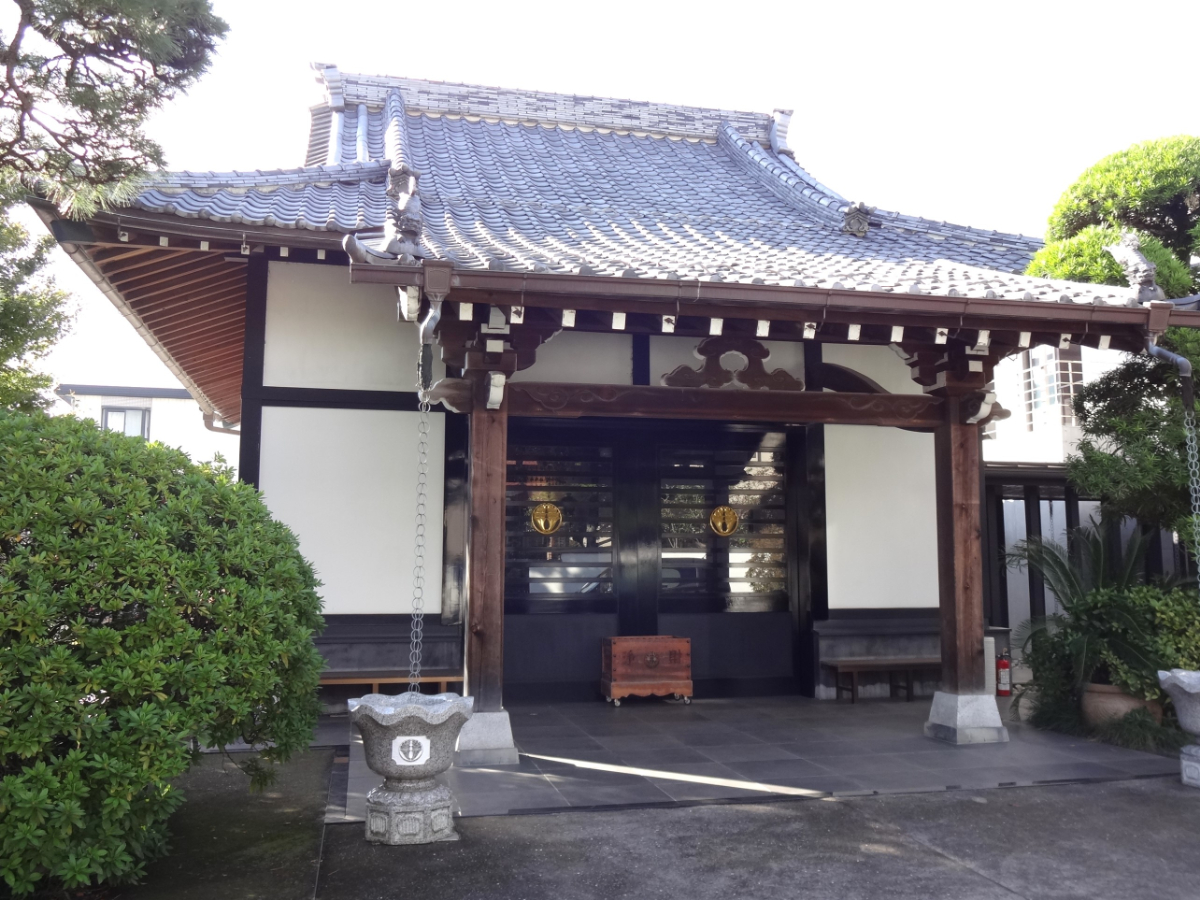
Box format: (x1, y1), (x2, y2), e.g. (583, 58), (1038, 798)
(466, 383), (508, 712)
(351, 265), (1200, 335)
(126, 270), (246, 307)
(933, 384), (987, 694)
(507, 382), (943, 428)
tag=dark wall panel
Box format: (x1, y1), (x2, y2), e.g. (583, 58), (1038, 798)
(315, 614), (462, 674)
(505, 614), (619, 684)
(658, 612), (793, 679)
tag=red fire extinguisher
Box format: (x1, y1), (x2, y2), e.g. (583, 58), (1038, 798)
(996, 649), (1012, 697)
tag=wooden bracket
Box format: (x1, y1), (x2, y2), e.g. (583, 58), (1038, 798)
(661, 335), (804, 391)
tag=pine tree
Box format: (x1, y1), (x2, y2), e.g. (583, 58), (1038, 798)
(0, 0), (227, 408)
(1027, 137), (1200, 542)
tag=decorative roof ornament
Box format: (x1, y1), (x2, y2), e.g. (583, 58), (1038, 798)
(312, 62), (345, 111)
(344, 162), (427, 266)
(385, 163), (424, 258)
(1104, 231), (1166, 306)
(842, 201), (875, 238)
(769, 109), (794, 159)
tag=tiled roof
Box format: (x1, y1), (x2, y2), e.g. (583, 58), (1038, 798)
(127, 65), (1145, 307)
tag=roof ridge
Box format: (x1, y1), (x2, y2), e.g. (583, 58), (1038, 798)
(149, 160), (390, 189)
(717, 124), (846, 226)
(325, 68), (772, 141)
(871, 207), (1042, 251)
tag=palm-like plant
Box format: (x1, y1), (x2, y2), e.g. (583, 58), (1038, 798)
(1007, 520), (1162, 697)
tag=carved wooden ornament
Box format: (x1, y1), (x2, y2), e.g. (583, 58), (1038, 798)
(662, 336), (804, 391)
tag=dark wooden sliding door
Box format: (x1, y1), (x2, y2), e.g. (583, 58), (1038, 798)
(503, 420), (805, 698)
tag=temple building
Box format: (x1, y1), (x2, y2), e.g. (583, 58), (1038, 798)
(35, 65), (1200, 764)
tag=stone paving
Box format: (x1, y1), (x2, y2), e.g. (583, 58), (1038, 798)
(320, 696), (1181, 822)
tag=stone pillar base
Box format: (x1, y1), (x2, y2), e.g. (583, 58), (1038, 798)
(455, 711), (520, 766)
(1182, 744), (1200, 788)
(365, 779), (459, 845)
(924, 691), (1009, 745)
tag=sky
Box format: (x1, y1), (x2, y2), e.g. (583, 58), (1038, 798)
(37, 0), (1200, 390)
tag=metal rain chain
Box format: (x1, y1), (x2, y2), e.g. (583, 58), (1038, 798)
(408, 349), (431, 691)
(407, 296), (442, 692)
(1183, 403), (1200, 597)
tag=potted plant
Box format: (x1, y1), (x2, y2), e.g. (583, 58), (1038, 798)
(1009, 522), (1165, 728)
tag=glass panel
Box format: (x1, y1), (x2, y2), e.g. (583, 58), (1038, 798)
(659, 434), (788, 608)
(505, 444), (614, 601)
(104, 410), (125, 433)
(123, 409), (144, 437)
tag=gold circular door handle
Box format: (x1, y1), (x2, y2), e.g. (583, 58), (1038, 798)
(530, 502), (563, 535)
(709, 505), (740, 537)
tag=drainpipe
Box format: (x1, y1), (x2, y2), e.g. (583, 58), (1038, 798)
(417, 298), (443, 391)
(1146, 338), (1195, 416)
(202, 412), (240, 435)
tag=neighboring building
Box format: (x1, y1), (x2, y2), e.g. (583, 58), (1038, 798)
(34, 65), (1200, 761)
(985, 345), (1124, 464)
(54, 383), (239, 474)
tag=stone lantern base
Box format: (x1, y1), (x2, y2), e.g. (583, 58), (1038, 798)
(365, 778), (459, 845)
(1181, 745), (1200, 789)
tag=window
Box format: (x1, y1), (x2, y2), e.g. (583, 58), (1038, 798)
(1021, 346), (1083, 431)
(102, 407), (150, 439)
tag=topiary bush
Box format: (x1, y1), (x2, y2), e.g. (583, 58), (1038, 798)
(0, 411), (324, 896)
(1045, 135), (1200, 259)
(1026, 225), (1195, 300)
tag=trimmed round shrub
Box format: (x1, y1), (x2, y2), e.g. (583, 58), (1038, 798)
(1046, 135), (1200, 258)
(1027, 225), (1195, 300)
(0, 411), (324, 896)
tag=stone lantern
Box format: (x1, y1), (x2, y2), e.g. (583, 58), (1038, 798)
(1158, 669), (1200, 788)
(349, 692), (474, 844)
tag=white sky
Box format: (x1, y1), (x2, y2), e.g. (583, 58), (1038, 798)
(38, 0), (1200, 389)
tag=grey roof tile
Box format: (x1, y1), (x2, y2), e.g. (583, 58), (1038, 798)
(126, 69), (1142, 307)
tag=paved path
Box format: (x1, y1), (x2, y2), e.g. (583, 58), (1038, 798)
(316, 778), (1200, 900)
(324, 697), (1180, 821)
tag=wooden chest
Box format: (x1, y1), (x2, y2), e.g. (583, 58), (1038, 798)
(601, 636), (693, 705)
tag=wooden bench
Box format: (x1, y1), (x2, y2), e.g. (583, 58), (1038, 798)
(821, 656), (941, 703)
(319, 670), (465, 694)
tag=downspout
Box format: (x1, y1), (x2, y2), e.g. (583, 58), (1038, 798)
(202, 413), (240, 435)
(1146, 338), (1195, 415)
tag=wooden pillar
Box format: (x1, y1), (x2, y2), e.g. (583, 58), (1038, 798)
(933, 390), (987, 695)
(466, 384), (508, 712)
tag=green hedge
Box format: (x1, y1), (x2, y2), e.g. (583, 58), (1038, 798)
(0, 412), (324, 895)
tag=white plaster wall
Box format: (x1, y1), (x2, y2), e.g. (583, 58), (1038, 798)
(649, 335), (805, 385)
(821, 343), (922, 395)
(258, 406), (444, 615)
(508, 331), (633, 384)
(825, 423), (939, 609)
(147, 397), (239, 470)
(263, 261), (441, 391)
